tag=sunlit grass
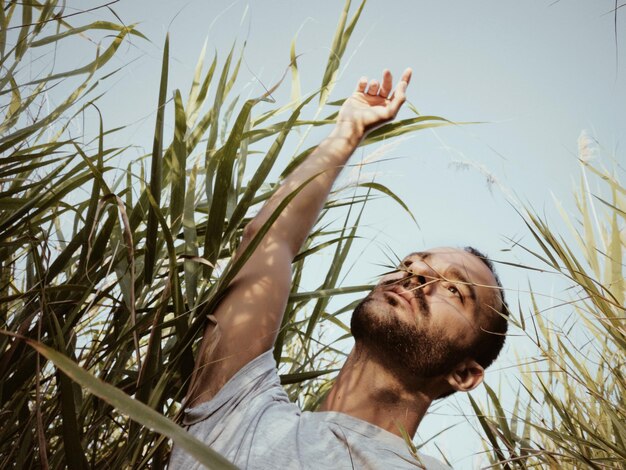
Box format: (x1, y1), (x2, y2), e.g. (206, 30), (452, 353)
(472, 155), (625, 468)
(1, 1), (623, 469)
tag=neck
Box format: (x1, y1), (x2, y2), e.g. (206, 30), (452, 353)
(318, 345), (439, 438)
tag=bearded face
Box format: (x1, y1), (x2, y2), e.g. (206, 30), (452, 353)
(350, 278), (475, 379)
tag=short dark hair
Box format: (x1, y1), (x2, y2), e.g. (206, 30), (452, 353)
(463, 246), (509, 369)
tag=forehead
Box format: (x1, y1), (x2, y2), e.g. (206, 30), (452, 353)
(402, 247), (499, 302)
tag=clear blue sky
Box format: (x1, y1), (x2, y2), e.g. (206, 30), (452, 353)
(61, 1), (625, 466)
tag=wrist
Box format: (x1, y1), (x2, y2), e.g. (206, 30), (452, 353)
(331, 120), (365, 146)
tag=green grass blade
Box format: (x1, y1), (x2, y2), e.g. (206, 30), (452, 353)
(280, 368), (339, 385)
(183, 161), (201, 306)
(170, 89), (187, 236)
(21, 338), (237, 469)
(203, 98), (255, 266)
(144, 34), (169, 284)
(30, 21), (145, 48)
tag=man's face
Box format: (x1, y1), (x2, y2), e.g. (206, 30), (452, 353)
(350, 247), (500, 378)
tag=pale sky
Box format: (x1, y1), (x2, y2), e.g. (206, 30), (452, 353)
(48, 1), (625, 467)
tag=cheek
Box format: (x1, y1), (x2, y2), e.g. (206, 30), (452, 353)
(431, 300), (477, 340)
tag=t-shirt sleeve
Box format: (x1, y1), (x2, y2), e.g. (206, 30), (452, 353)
(182, 349), (286, 425)
(169, 349), (291, 467)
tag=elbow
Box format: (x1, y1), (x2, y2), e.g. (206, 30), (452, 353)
(242, 219), (260, 245)
(240, 220), (297, 261)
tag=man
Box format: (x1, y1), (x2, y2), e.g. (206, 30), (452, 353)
(170, 68), (508, 469)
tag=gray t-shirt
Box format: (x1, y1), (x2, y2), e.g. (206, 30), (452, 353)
(169, 350), (451, 469)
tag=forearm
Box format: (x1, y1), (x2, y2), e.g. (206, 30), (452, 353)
(244, 121), (364, 258)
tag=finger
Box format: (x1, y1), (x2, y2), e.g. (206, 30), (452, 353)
(367, 79), (379, 95)
(356, 76), (367, 93)
(390, 81), (407, 111)
(390, 69), (411, 112)
(400, 67), (412, 87)
(379, 69), (392, 98)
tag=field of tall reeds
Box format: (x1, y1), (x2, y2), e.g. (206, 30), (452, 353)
(0, 1), (623, 469)
(471, 151), (625, 468)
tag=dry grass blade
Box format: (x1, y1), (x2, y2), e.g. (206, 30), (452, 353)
(474, 156), (625, 468)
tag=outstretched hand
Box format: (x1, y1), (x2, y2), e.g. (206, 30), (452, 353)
(337, 68), (412, 136)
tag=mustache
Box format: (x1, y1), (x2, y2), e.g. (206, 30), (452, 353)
(380, 275), (431, 316)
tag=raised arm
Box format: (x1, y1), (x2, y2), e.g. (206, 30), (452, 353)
(187, 68), (412, 406)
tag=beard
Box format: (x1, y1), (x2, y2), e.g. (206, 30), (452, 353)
(350, 288), (472, 379)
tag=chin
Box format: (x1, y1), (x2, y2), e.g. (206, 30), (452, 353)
(350, 295), (406, 344)
(352, 296), (392, 326)
(351, 295), (470, 379)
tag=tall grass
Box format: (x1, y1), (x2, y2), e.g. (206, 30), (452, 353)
(472, 154), (625, 468)
(0, 1), (451, 467)
(4, 2), (621, 469)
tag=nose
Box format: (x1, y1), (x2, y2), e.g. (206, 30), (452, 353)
(404, 261), (437, 294)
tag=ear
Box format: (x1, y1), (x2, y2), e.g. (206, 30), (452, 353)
(445, 359), (484, 393)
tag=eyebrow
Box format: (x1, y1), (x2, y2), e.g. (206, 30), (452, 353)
(405, 251), (431, 262)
